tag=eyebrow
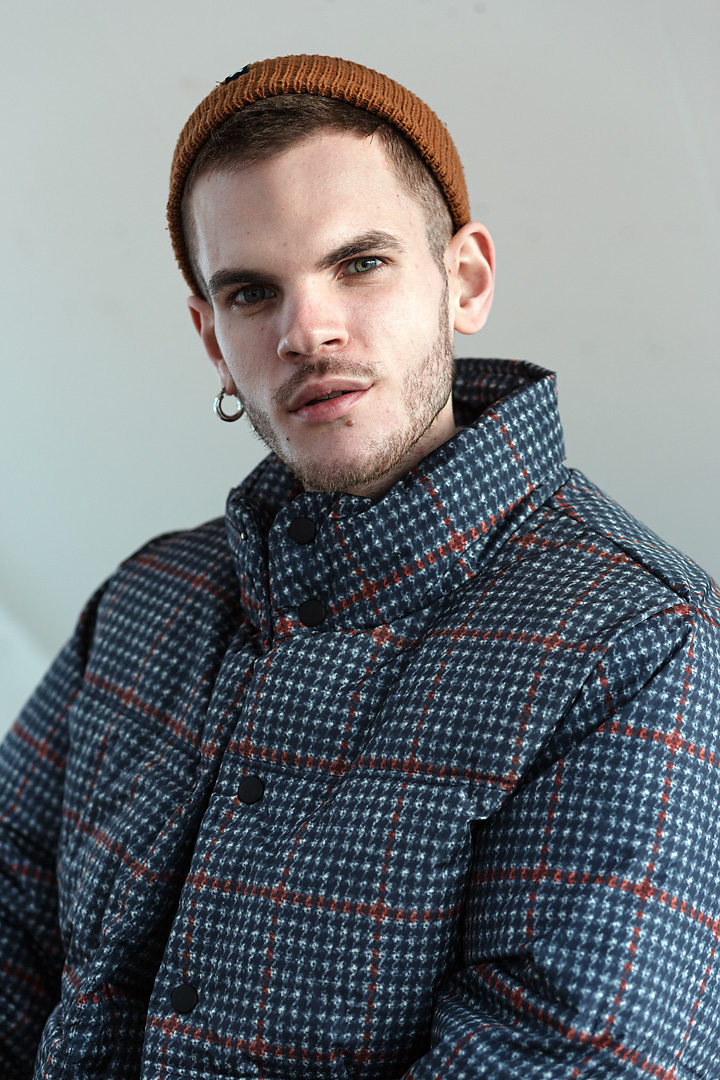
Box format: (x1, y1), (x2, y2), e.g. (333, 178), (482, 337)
(316, 231), (406, 271)
(206, 230), (406, 300)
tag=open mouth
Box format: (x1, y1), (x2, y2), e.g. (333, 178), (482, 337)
(304, 390), (351, 407)
(289, 385), (368, 423)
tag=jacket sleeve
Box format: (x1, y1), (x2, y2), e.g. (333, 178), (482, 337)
(403, 604), (720, 1079)
(0, 590), (103, 1077)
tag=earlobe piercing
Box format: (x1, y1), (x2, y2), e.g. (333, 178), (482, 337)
(214, 389), (245, 422)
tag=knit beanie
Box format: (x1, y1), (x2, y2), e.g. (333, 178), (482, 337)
(168, 54), (470, 295)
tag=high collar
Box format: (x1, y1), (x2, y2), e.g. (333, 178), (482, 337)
(225, 359), (567, 644)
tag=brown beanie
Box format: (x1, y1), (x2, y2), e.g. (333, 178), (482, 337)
(168, 54), (470, 295)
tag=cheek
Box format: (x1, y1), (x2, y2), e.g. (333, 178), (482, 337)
(351, 282), (421, 344)
(373, 284), (440, 356)
(215, 320), (276, 384)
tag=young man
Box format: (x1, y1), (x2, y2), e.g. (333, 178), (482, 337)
(1, 55), (719, 1079)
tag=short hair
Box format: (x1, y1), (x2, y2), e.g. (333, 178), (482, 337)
(180, 94), (454, 299)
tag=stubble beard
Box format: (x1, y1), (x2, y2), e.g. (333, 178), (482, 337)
(241, 298), (456, 495)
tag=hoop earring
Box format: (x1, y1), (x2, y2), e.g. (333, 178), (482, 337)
(214, 389), (245, 422)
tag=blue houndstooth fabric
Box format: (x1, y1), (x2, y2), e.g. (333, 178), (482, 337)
(1, 359), (719, 1080)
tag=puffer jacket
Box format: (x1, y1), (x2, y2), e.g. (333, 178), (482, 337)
(1, 359), (719, 1080)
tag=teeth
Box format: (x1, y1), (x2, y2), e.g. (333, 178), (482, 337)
(314, 391), (345, 402)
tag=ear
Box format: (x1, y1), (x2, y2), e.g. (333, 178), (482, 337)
(445, 222), (495, 335)
(186, 295), (238, 393)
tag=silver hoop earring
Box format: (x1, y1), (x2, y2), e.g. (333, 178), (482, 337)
(214, 389), (245, 422)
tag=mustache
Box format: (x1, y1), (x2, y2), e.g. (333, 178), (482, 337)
(272, 358), (379, 409)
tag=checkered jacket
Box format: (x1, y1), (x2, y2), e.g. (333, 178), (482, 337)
(1, 359), (719, 1080)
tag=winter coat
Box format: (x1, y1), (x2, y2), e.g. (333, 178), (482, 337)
(1, 359), (719, 1079)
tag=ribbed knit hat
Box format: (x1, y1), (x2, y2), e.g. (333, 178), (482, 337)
(168, 54), (470, 295)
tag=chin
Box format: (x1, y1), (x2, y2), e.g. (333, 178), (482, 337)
(288, 458), (377, 495)
(287, 435), (412, 496)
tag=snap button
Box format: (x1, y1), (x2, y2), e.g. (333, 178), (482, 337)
(237, 775), (264, 805)
(288, 516), (316, 544)
(170, 983), (198, 1014)
(298, 599), (326, 627)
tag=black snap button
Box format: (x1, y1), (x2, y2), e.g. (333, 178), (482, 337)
(288, 517), (316, 544)
(298, 599), (326, 627)
(237, 774), (265, 805)
(170, 983), (198, 1014)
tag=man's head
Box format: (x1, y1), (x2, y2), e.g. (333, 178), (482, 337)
(180, 93), (456, 302)
(168, 55), (473, 296)
(170, 56), (495, 498)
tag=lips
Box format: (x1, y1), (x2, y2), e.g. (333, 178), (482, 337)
(287, 379), (371, 414)
(288, 383), (370, 424)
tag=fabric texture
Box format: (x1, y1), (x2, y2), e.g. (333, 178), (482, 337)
(1, 359), (719, 1080)
(167, 53), (470, 295)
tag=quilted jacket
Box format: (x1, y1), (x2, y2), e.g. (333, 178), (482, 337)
(1, 359), (719, 1080)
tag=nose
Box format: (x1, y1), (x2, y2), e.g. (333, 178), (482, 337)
(277, 287), (349, 362)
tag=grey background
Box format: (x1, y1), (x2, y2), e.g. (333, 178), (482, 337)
(1, 0), (718, 728)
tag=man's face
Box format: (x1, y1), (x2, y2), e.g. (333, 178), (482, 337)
(188, 130), (459, 498)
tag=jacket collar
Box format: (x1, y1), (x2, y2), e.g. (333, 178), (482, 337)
(225, 359), (567, 642)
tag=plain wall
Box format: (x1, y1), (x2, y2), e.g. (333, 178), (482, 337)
(1, 0), (718, 728)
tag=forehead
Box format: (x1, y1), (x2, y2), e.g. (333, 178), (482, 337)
(188, 130), (427, 273)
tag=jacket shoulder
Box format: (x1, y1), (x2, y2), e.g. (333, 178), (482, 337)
(108, 514), (237, 604)
(82, 516), (244, 694)
(548, 469), (720, 615)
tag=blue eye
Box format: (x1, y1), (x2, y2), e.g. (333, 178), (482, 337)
(347, 257), (382, 274)
(235, 284), (274, 305)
